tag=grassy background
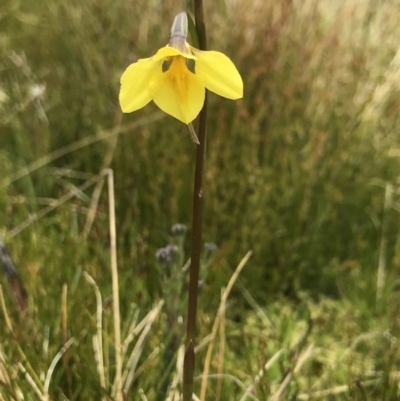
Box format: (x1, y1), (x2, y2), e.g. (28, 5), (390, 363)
(2, 0), (400, 399)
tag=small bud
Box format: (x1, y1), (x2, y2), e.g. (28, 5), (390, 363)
(172, 223), (187, 236)
(155, 244), (179, 264)
(155, 247), (171, 264)
(166, 244), (179, 254)
(204, 242), (217, 254)
(170, 12), (188, 41)
(203, 242), (217, 268)
(169, 12), (188, 53)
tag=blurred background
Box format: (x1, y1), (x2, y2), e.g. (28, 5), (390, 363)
(2, 0), (400, 399)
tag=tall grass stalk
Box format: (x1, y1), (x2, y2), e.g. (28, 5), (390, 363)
(5, 171), (108, 239)
(1, 113), (163, 190)
(61, 283), (73, 400)
(82, 112), (122, 237)
(200, 251), (252, 401)
(83, 272), (106, 399)
(376, 183), (392, 307)
(43, 337), (75, 399)
(0, 285), (45, 395)
(183, 0), (208, 400)
(107, 168), (123, 401)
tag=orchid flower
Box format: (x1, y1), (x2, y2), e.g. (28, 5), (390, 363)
(119, 12), (243, 125)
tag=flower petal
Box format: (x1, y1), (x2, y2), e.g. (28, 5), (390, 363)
(119, 57), (160, 113)
(191, 49), (243, 99)
(149, 68), (205, 124)
(153, 45), (196, 61)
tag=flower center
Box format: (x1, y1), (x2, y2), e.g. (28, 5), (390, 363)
(168, 56), (190, 103)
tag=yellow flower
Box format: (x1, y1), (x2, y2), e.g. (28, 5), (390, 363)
(119, 12), (243, 124)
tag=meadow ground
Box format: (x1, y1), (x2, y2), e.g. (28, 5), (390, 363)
(2, 0), (400, 399)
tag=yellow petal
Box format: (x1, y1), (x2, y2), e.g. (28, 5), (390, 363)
(149, 64), (205, 124)
(119, 57), (160, 113)
(153, 45), (196, 61)
(191, 49), (243, 99)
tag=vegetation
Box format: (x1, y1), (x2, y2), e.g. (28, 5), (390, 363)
(2, 0), (400, 399)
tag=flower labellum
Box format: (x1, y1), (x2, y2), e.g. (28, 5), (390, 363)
(119, 12), (243, 126)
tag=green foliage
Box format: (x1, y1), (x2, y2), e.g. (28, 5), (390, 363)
(2, 0), (400, 399)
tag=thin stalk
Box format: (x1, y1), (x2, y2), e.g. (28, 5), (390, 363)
(183, 1), (207, 400)
(376, 183), (392, 307)
(107, 169), (122, 401)
(6, 171), (108, 239)
(200, 251), (252, 400)
(61, 284), (73, 400)
(1, 112), (163, 190)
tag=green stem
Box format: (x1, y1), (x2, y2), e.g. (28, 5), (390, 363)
(194, 0), (207, 50)
(183, 1), (207, 400)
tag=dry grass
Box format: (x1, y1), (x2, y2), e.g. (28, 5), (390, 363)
(2, 0), (400, 399)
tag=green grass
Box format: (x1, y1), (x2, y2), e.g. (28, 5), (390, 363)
(2, 0), (400, 399)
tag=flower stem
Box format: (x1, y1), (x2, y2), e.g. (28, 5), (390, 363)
(183, 1), (207, 401)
